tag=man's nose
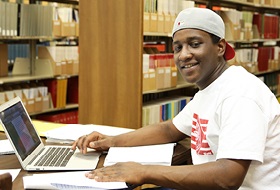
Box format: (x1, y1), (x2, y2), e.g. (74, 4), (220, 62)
(178, 47), (192, 61)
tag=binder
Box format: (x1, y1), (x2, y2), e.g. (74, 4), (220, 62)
(0, 44), (8, 77)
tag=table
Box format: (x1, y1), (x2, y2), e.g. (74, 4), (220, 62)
(0, 132), (191, 190)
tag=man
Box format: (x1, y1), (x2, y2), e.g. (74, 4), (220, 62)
(72, 8), (280, 190)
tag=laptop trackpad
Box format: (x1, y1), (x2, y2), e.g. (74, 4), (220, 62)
(67, 151), (101, 169)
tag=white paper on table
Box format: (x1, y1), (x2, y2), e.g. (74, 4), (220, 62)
(44, 124), (134, 143)
(0, 139), (14, 155)
(104, 143), (176, 166)
(0, 169), (21, 181)
(23, 175), (59, 190)
(23, 171), (128, 190)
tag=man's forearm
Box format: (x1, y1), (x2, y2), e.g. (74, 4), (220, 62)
(142, 159), (250, 190)
(113, 120), (185, 147)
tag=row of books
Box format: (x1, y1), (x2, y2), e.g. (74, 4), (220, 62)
(42, 76), (78, 109)
(0, 76), (78, 114)
(0, 44), (25, 76)
(38, 45), (79, 76)
(0, 82), (50, 114)
(7, 44), (29, 75)
(143, 47), (177, 92)
(222, 6), (280, 40)
(20, 3), (53, 36)
(234, 46), (280, 73)
(143, 0), (280, 39)
(0, 1), (18, 36)
(142, 96), (193, 127)
(53, 7), (79, 37)
(0, 2), (79, 37)
(256, 0), (280, 6)
(144, 0), (195, 33)
(220, 10), (255, 41)
(258, 72), (280, 95)
(222, 9), (279, 41)
(0, 44), (79, 77)
(253, 13), (279, 39)
(36, 110), (78, 124)
(144, 0), (195, 15)
(42, 78), (68, 109)
(145, 0), (280, 14)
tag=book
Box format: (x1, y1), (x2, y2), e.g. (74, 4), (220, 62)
(0, 44), (8, 77)
(104, 143), (175, 167)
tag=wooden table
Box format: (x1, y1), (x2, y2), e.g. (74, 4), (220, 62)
(0, 132), (191, 190)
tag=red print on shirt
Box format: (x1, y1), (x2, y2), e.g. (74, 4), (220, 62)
(191, 113), (213, 155)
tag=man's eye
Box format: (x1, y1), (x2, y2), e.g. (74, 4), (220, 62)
(190, 42), (201, 48)
(173, 45), (182, 53)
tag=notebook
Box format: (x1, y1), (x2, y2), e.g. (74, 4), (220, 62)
(0, 96), (101, 171)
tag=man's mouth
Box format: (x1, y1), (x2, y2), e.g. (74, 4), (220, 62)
(181, 62), (199, 69)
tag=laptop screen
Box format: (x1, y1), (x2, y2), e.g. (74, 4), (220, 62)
(0, 101), (41, 161)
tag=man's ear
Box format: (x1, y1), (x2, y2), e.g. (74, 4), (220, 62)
(217, 39), (227, 58)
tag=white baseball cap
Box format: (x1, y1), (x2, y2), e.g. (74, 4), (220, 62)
(172, 7), (235, 61)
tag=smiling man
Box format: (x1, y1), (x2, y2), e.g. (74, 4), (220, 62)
(72, 8), (280, 190)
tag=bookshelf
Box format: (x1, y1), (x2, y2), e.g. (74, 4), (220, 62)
(0, 0), (79, 120)
(79, 0), (280, 129)
(78, 0), (143, 129)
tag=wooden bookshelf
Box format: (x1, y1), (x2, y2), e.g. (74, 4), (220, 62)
(78, 0), (143, 129)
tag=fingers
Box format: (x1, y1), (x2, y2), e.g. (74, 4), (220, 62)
(71, 132), (109, 154)
(85, 166), (122, 182)
(85, 162), (141, 184)
(72, 134), (92, 154)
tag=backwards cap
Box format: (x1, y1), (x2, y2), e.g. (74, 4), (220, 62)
(172, 7), (235, 61)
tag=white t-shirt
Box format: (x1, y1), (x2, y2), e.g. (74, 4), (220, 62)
(173, 65), (280, 189)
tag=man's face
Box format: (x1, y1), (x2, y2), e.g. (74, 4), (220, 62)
(173, 29), (223, 90)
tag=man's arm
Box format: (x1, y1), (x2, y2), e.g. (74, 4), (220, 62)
(143, 158), (251, 190)
(89, 158), (251, 190)
(73, 120), (188, 154)
(109, 120), (188, 147)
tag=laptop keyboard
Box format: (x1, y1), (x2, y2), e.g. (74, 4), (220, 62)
(34, 147), (74, 167)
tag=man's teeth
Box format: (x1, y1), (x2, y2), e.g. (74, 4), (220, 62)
(184, 63), (197, 68)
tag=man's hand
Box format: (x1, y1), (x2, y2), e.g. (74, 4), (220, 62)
(72, 131), (113, 154)
(85, 162), (146, 185)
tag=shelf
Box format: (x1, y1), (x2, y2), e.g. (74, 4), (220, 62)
(142, 69), (280, 95)
(29, 103), (78, 116)
(194, 0), (280, 14)
(0, 36), (78, 42)
(228, 38), (280, 44)
(143, 82), (195, 95)
(0, 75), (53, 85)
(35, 0), (79, 5)
(254, 69), (280, 76)
(144, 32), (172, 37)
(0, 74), (78, 85)
(143, 34), (280, 46)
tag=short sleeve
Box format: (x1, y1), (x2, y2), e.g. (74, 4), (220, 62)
(216, 96), (268, 163)
(172, 103), (193, 136)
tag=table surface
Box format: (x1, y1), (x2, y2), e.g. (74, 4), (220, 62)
(0, 132), (191, 190)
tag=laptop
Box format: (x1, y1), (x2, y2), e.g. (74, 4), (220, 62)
(0, 96), (101, 171)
